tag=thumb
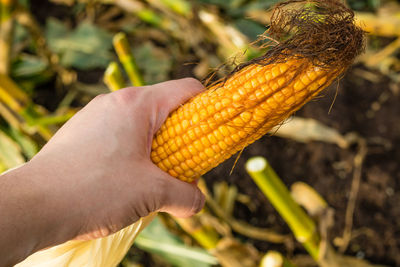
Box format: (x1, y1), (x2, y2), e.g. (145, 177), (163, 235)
(152, 167), (205, 217)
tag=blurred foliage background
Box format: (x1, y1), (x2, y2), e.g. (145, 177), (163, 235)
(1, 0), (400, 266)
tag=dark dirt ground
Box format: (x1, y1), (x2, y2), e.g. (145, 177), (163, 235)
(202, 65), (400, 266)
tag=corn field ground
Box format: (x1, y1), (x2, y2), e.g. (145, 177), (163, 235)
(1, 0), (400, 266)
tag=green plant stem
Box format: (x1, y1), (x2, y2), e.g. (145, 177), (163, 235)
(104, 62), (125, 91)
(113, 32), (144, 87)
(245, 156), (320, 261)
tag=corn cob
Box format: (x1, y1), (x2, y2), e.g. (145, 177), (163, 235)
(150, 0), (365, 182)
(151, 59), (340, 182)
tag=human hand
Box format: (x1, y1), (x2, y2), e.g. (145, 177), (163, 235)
(7, 78), (205, 258)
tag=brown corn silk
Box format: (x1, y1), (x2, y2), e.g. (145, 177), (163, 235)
(151, 0), (365, 182)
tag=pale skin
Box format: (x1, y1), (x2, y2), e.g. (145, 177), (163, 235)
(0, 78), (206, 266)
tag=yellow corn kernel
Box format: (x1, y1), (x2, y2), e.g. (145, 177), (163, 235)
(213, 129), (224, 140)
(174, 124), (182, 135)
(204, 148), (215, 157)
(193, 165), (202, 173)
(206, 105), (215, 114)
(181, 119), (189, 129)
(238, 131), (247, 138)
(186, 159), (196, 169)
(231, 134), (241, 143)
(200, 136), (211, 147)
(199, 152), (207, 161)
(218, 125), (230, 137)
(224, 136), (234, 146)
(162, 131), (169, 142)
(187, 144), (197, 156)
(180, 162), (189, 171)
(200, 161), (208, 169)
(212, 144), (221, 154)
(218, 140), (228, 150)
(168, 169), (178, 177)
(192, 156), (202, 164)
(169, 155), (179, 166)
(193, 140), (204, 151)
(184, 170), (194, 177)
(151, 154), (160, 163)
(173, 166), (183, 174)
(191, 113), (200, 124)
(175, 151), (185, 162)
(271, 66), (281, 78)
(207, 133), (217, 144)
(181, 148), (191, 159)
(158, 162), (167, 172)
(162, 158), (172, 169)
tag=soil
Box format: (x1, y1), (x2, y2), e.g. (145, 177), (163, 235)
(203, 65), (400, 266)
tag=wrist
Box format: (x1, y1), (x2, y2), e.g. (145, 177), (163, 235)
(0, 161), (80, 264)
(22, 159), (83, 249)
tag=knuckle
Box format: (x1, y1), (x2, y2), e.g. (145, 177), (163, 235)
(110, 87), (146, 111)
(113, 87), (139, 103)
(134, 204), (152, 218)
